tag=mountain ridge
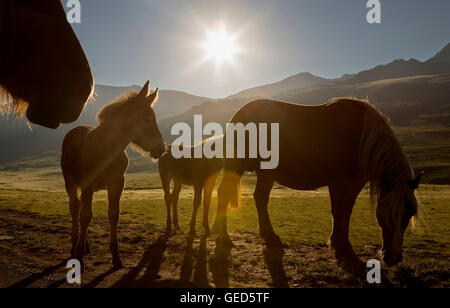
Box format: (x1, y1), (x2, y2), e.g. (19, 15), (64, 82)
(0, 42), (449, 164)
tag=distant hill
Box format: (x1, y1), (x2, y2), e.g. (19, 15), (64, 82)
(426, 43), (450, 67)
(341, 43), (450, 84)
(277, 74), (450, 126)
(94, 85), (211, 118)
(227, 72), (332, 100)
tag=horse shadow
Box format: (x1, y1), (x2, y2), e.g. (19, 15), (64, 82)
(7, 260), (67, 288)
(7, 236), (288, 288)
(112, 234), (219, 288)
(209, 241), (231, 288)
(111, 235), (169, 288)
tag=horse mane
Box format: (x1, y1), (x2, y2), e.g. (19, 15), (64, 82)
(357, 99), (421, 229)
(0, 86), (28, 118)
(97, 91), (139, 125)
(97, 90), (153, 157)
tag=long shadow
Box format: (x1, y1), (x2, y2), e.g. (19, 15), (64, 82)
(179, 236), (194, 283)
(112, 235), (168, 288)
(192, 237), (210, 288)
(179, 236), (210, 288)
(84, 267), (121, 288)
(8, 260), (66, 288)
(112, 234), (217, 288)
(209, 241), (231, 288)
(47, 279), (67, 289)
(263, 245), (289, 288)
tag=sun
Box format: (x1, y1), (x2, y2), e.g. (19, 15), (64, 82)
(203, 27), (238, 65)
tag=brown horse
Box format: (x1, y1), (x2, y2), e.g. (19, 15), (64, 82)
(159, 141), (223, 236)
(214, 98), (423, 273)
(0, 0), (93, 128)
(61, 81), (165, 269)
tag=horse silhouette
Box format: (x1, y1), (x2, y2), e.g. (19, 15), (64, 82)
(214, 98), (423, 274)
(159, 140), (223, 236)
(61, 81), (165, 270)
(0, 0), (93, 128)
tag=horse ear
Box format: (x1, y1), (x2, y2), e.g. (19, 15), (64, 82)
(138, 81), (150, 98)
(409, 171), (424, 191)
(147, 88), (159, 107)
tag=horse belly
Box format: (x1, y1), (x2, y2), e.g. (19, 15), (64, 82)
(274, 164), (330, 191)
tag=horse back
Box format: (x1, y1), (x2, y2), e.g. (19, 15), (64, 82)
(230, 99), (370, 189)
(159, 149), (223, 186)
(61, 125), (128, 189)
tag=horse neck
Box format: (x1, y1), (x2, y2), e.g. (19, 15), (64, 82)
(388, 134), (413, 178)
(89, 118), (137, 159)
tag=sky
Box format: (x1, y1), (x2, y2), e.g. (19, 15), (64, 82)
(69, 0), (450, 98)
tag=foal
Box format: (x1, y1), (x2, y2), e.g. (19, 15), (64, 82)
(61, 81), (165, 269)
(159, 140), (223, 236)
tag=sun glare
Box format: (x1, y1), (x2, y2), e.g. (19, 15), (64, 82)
(203, 27), (238, 66)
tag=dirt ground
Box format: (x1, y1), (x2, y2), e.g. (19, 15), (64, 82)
(0, 208), (447, 288)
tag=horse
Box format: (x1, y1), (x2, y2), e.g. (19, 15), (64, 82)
(61, 81), (165, 270)
(0, 0), (93, 128)
(213, 98), (423, 273)
(159, 140), (223, 236)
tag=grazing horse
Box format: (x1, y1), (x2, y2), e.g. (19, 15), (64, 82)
(159, 141), (223, 236)
(214, 98), (423, 273)
(0, 0), (93, 128)
(61, 82), (165, 269)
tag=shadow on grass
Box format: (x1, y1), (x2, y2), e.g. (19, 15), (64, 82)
(84, 267), (121, 288)
(112, 235), (214, 288)
(112, 235), (169, 288)
(209, 240), (231, 288)
(8, 260), (66, 288)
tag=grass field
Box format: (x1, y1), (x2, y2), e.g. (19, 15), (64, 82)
(0, 124), (448, 288)
(0, 168), (448, 288)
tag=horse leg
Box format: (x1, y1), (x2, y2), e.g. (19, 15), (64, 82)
(190, 184), (203, 236)
(254, 174), (281, 247)
(202, 176), (216, 237)
(172, 182), (182, 231)
(108, 177), (125, 269)
(161, 175), (172, 233)
(75, 188), (94, 270)
(328, 179), (365, 275)
(65, 180), (79, 259)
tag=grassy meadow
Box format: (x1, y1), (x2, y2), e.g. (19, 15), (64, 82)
(0, 169), (449, 287)
(0, 125), (449, 288)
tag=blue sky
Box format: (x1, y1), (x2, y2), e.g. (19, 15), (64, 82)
(69, 0), (450, 98)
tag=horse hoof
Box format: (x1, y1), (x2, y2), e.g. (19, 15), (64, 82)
(216, 235), (234, 249)
(337, 256), (366, 278)
(113, 257), (123, 270)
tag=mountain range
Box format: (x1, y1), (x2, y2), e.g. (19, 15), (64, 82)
(0, 43), (449, 165)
